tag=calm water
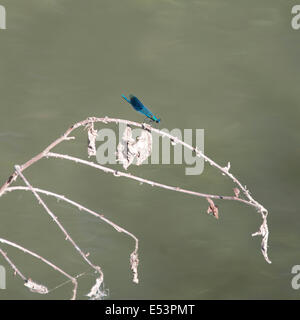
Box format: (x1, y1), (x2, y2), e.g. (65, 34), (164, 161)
(0, 0), (299, 299)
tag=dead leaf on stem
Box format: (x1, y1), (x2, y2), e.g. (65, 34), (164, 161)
(86, 122), (97, 158)
(233, 188), (240, 198)
(117, 126), (152, 170)
(206, 197), (219, 219)
(24, 279), (48, 294)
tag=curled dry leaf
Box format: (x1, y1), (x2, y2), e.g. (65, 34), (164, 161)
(252, 213), (271, 264)
(233, 188), (240, 198)
(206, 197), (219, 219)
(117, 126), (135, 169)
(86, 122), (98, 158)
(86, 277), (106, 300)
(117, 126), (152, 170)
(24, 279), (48, 294)
(130, 252), (139, 284)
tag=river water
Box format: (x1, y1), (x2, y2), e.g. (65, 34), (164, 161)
(0, 0), (299, 299)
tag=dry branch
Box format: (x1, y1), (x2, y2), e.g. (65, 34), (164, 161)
(0, 238), (77, 299)
(0, 116), (271, 298)
(14, 165), (104, 298)
(5, 185), (139, 283)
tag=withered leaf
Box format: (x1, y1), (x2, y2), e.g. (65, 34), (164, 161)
(233, 188), (240, 198)
(206, 197), (219, 219)
(87, 123), (97, 158)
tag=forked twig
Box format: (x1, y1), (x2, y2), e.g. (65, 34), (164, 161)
(14, 165), (104, 298)
(0, 238), (77, 299)
(45, 150), (270, 263)
(6, 185), (139, 283)
(0, 116), (271, 299)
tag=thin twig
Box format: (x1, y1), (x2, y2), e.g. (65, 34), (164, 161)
(47, 152), (253, 206)
(0, 115), (271, 290)
(5, 185), (139, 283)
(14, 165), (104, 296)
(0, 238), (77, 299)
(0, 247), (27, 282)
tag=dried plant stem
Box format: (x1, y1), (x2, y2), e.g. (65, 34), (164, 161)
(0, 115), (271, 298)
(45, 152), (270, 263)
(0, 247), (27, 281)
(0, 116), (266, 211)
(6, 185), (139, 283)
(0, 238), (77, 299)
(47, 152), (254, 207)
(14, 165), (104, 295)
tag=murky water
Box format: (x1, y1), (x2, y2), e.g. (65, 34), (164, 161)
(0, 0), (299, 299)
